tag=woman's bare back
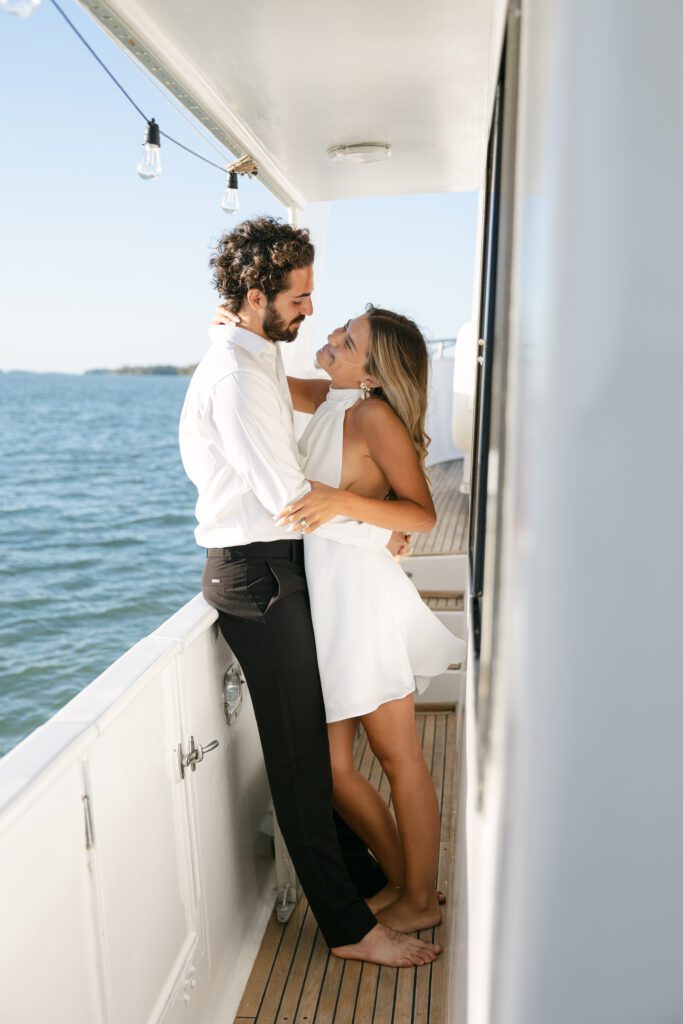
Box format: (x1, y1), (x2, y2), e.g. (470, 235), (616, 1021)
(340, 399), (391, 500)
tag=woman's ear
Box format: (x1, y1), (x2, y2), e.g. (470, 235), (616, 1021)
(363, 374), (381, 389)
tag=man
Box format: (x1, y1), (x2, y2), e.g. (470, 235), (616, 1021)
(179, 216), (439, 967)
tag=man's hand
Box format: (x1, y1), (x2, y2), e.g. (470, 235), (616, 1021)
(387, 531), (412, 557)
(211, 304), (241, 327)
(275, 480), (344, 533)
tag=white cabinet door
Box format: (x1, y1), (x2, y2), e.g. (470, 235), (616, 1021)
(87, 663), (207, 1024)
(173, 627), (274, 1021)
(0, 751), (104, 1024)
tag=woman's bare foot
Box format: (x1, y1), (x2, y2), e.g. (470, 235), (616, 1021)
(367, 886), (447, 914)
(366, 883), (402, 914)
(332, 923), (441, 967)
(376, 893), (442, 933)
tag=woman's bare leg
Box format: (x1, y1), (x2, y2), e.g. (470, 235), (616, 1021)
(361, 694), (442, 933)
(327, 718), (406, 901)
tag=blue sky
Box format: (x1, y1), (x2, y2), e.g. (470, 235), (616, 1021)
(0, 1), (478, 373)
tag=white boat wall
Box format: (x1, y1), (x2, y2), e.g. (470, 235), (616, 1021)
(463, 3), (683, 1024)
(0, 598), (276, 1022)
(4, 0), (683, 1022)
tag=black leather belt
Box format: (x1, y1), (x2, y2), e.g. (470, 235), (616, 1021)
(206, 539), (303, 562)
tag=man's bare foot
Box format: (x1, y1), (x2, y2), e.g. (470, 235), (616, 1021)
(366, 884), (402, 914)
(332, 923), (441, 967)
(376, 893), (442, 933)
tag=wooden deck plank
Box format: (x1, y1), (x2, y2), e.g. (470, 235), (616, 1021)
(393, 964), (418, 1024)
(439, 715), (459, 872)
(333, 959), (363, 1022)
(432, 716), (447, 808)
(352, 962), (380, 1024)
(414, 713), (452, 1024)
(421, 714), (436, 782)
(372, 965), (399, 1024)
(236, 916), (286, 1018)
(357, 729), (376, 781)
(411, 460), (468, 556)
(312, 955), (346, 1024)
(274, 906), (321, 1023)
(428, 713), (460, 1022)
(255, 902), (311, 1023)
(358, 729), (374, 774)
(412, 962), (431, 1024)
(367, 732), (387, 803)
(291, 928), (329, 1024)
(420, 592), (465, 613)
(235, 710), (459, 1024)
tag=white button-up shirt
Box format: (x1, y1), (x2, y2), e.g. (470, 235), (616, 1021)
(179, 324), (392, 550)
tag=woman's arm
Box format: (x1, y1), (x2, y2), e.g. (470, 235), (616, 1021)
(287, 376), (331, 414)
(277, 400), (436, 534)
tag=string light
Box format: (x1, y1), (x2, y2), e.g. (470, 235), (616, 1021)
(219, 157), (258, 215)
(221, 171), (240, 214)
(2, 0), (258, 206)
(137, 118), (162, 180)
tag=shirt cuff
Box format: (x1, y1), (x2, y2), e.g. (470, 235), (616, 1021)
(367, 524), (393, 547)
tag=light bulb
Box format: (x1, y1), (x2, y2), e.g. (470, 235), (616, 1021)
(220, 171), (240, 214)
(137, 118), (162, 180)
(1, 0), (41, 14)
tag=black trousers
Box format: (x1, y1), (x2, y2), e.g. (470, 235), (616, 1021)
(202, 539), (385, 948)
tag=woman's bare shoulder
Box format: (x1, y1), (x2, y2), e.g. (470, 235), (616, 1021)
(352, 396), (405, 434)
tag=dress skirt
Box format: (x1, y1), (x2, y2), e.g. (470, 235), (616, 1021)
(303, 534), (465, 722)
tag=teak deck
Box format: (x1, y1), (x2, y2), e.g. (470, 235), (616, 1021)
(411, 460), (468, 557)
(235, 708), (462, 1024)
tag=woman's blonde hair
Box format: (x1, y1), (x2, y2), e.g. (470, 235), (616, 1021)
(364, 305), (431, 470)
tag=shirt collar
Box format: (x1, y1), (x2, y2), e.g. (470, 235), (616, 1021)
(208, 323), (276, 359)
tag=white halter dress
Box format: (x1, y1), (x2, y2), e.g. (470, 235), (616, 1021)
(298, 386), (466, 723)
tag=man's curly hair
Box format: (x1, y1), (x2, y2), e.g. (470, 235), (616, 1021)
(209, 216), (315, 313)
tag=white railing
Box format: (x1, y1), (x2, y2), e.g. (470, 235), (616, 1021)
(427, 346), (465, 467)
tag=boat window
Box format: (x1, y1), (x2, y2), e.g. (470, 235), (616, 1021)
(468, 2), (521, 799)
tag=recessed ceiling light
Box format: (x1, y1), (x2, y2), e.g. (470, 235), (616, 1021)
(327, 143), (392, 164)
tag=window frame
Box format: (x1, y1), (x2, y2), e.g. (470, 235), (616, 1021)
(468, 2), (522, 800)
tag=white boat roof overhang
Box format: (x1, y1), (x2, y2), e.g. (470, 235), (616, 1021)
(80, 0), (499, 209)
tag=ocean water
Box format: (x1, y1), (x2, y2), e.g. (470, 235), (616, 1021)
(0, 372), (204, 758)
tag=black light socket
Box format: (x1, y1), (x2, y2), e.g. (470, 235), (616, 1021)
(144, 118), (161, 147)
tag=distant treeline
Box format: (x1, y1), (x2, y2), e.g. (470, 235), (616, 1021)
(85, 365), (197, 376)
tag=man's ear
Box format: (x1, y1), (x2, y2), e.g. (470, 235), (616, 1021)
(245, 287), (266, 312)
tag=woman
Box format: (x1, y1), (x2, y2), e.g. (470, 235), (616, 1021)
(215, 302), (465, 934)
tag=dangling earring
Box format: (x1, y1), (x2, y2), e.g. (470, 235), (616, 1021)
(360, 381), (372, 399)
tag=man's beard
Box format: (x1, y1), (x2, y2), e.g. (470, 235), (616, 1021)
(262, 301), (305, 343)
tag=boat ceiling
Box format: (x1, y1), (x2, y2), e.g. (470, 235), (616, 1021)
(80, 0), (497, 208)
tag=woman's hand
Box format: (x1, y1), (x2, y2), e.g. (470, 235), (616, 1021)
(211, 304), (241, 327)
(275, 481), (345, 532)
(387, 531), (413, 557)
